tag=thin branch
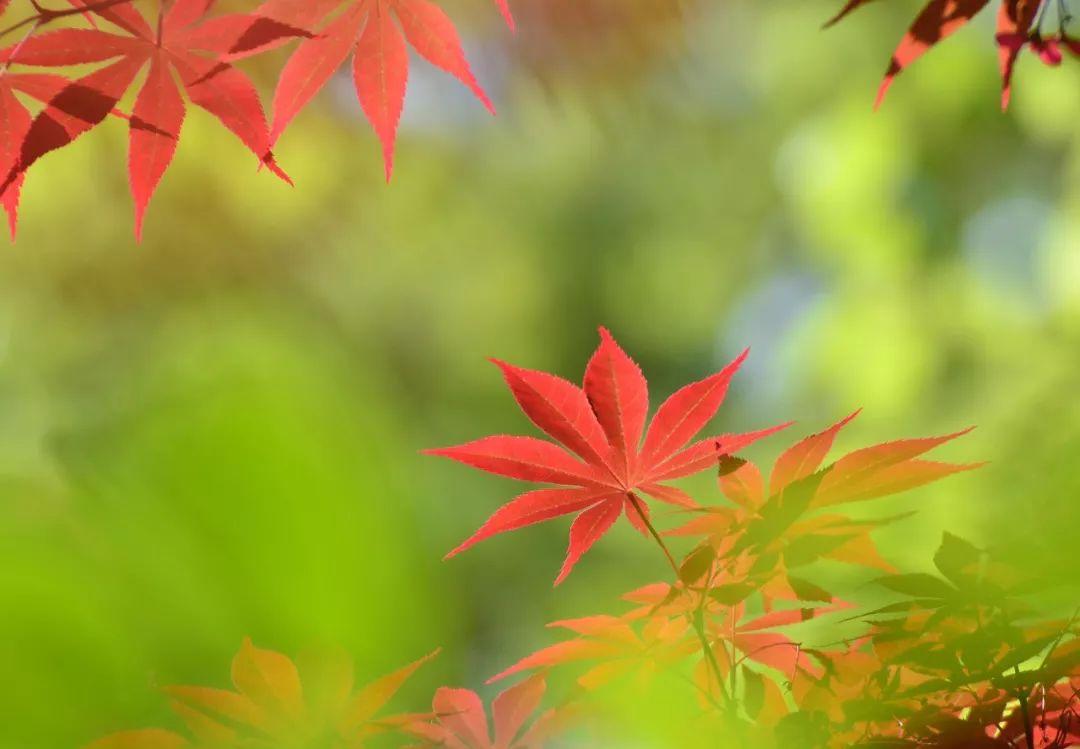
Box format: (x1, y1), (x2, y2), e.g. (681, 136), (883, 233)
(1013, 665), (1036, 749)
(0, 0), (134, 42)
(627, 492), (679, 575)
(626, 492), (747, 746)
(1, 17), (41, 73)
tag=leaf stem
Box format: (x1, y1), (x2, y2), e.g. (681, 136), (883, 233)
(1, 18), (41, 73)
(626, 492), (745, 742)
(1014, 665), (1036, 748)
(627, 491), (679, 575)
(0, 0), (134, 42)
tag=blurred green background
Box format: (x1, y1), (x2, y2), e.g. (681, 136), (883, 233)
(2, 0), (1080, 745)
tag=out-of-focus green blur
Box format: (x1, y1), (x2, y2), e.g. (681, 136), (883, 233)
(2, 0), (1079, 746)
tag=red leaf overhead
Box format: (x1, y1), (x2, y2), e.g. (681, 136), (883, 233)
(427, 328), (788, 584)
(353, 2), (409, 181)
(833, 0), (1073, 108)
(264, 0), (494, 180)
(875, 0), (992, 108)
(129, 55), (184, 239)
(996, 0), (1043, 108)
(0, 0), (307, 238)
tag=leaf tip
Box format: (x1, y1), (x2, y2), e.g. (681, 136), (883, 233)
(873, 76), (895, 111)
(952, 425), (977, 439)
(262, 152), (293, 185)
(4, 206), (17, 242)
(133, 210), (146, 243)
(443, 538), (473, 559)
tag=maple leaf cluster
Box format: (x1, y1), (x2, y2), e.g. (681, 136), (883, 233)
(428, 328), (1080, 748)
(83, 329), (1080, 748)
(0, 0), (508, 239)
(831, 0), (1080, 108)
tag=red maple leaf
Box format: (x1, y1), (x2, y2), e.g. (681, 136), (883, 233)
(0, 0), (307, 238)
(426, 328), (789, 584)
(257, 0), (495, 181)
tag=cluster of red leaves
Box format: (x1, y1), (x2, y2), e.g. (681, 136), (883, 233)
(831, 0), (1080, 108)
(432, 329), (1080, 747)
(0, 0), (508, 239)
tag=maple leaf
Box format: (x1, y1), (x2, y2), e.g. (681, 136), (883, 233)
(257, 0), (495, 181)
(88, 638), (440, 749)
(426, 327), (789, 585)
(409, 676), (567, 749)
(0, 0), (308, 238)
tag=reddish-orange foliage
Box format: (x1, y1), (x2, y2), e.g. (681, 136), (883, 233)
(86, 639), (446, 748)
(80, 329), (1080, 748)
(434, 328), (1080, 748)
(69, 330), (1080, 749)
(831, 0), (1080, 108)
(0, 0), (509, 239)
(86, 640), (571, 749)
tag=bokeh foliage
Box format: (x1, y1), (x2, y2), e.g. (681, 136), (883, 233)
(1, 0), (1079, 746)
